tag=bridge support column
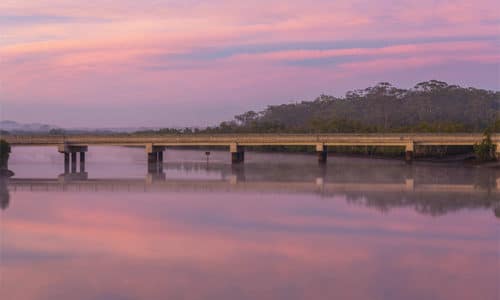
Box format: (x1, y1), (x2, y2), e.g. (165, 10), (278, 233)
(230, 144), (244, 164)
(79, 152), (86, 172)
(71, 152), (77, 173)
(405, 142), (414, 164)
(64, 153), (70, 173)
(316, 144), (327, 164)
(147, 153), (157, 164)
(146, 144), (165, 174)
(58, 145), (88, 174)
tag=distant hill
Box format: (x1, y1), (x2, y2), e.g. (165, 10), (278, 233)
(3, 80), (499, 136)
(208, 80), (500, 133)
(0, 120), (57, 133)
(0, 120), (161, 135)
(134, 80), (499, 135)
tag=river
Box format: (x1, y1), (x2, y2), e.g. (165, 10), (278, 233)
(1, 147), (499, 300)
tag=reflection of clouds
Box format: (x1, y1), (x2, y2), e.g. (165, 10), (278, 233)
(2, 191), (498, 299)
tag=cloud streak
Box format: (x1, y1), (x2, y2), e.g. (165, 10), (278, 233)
(1, 0), (498, 126)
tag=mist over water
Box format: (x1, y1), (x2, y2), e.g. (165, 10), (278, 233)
(1, 147), (499, 300)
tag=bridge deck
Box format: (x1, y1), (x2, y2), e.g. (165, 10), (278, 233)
(4, 133), (499, 147)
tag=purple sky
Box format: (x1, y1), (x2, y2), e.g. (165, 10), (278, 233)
(1, 0), (499, 128)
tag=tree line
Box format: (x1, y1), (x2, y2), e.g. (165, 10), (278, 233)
(136, 80), (499, 135)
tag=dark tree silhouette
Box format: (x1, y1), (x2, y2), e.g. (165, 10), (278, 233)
(0, 139), (11, 170)
(137, 80), (499, 135)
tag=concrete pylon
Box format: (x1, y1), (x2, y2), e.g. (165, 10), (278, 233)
(405, 142), (414, 164)
(230, 143), (244, 164)
(71, 152), (77, 173)
(316, 144), (327, 164)
(58, 144), (88, 174)
(64, 153), (70, 173)
(145, 144), (165, 174)
(80, 152), (86, 172)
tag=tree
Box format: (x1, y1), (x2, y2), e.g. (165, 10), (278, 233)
(234, 111), (258, 126)
(473, 130), (496, 161)
(49, 128), (66, 135)
(134, 80), (499, 135)
(0, 140), (11, 169)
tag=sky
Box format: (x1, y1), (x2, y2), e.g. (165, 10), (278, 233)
(1, 0), (499, 128)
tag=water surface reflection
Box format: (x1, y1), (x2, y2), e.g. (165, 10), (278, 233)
(1, 149), (499, 300)
(6, 160), (500, 218)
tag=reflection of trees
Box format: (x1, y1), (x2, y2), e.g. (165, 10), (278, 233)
(343, 191), (499, 217)
(7, 158), (499, 217)
(165, 161), (500, 217)
(0, 178), (10, 210)
(166, 159), (500, 187)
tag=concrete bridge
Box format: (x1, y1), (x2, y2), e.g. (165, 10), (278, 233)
(4, 133), (499, 170)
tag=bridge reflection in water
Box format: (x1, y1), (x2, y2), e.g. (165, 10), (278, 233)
(3, 162), (499, 218)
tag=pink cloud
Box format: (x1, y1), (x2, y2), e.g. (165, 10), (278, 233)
(1, 0), (498, 126)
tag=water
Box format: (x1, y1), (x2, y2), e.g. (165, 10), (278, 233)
(1, 147), (499, 300)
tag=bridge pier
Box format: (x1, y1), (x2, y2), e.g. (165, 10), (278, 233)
(58, 145), (88, 174)
(316, 144), (327, 164)
(405, 142), (414, 164)
(64, 153), (70, 173)
(230, 144), (244, 164)
(71, 152), (77, 173)
(146, 144), (165, 173)
(80, 152), (86, 172)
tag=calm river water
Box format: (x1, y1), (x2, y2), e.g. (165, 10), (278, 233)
(1, 147), (499, 300)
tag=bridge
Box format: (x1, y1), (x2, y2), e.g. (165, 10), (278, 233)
(4, 133), (499, 171)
